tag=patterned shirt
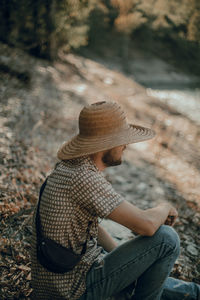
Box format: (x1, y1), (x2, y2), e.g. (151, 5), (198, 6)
(31, 156), (123, 299)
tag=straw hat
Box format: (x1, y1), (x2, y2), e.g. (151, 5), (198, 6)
(57, 101), (155, 160)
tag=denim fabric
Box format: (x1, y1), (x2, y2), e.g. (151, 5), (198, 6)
(78, 225), (200, 300)
(162, 277), (200, 300)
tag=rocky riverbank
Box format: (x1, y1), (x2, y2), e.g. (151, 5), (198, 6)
(0, 42), (199, 299)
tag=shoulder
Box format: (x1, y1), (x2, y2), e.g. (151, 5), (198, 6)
(74, 164), (107, 188)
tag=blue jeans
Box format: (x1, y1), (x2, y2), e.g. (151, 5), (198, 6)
(78, 225), (200, 300)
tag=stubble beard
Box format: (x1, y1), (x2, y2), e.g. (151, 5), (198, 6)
(102, 150), (122, 167)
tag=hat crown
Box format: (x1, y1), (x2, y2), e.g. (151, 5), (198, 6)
(79, 102), (129, 137)
(57, 101), (155, 160)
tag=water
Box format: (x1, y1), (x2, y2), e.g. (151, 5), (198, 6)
(146, 88), (200, 125)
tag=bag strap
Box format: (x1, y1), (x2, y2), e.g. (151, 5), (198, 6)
(35, 178), (48, 241)
(35, 178), (92, 256)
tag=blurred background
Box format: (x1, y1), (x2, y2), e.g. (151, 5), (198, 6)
(0, 1), (200, 299)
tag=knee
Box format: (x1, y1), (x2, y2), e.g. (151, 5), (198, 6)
(156, 225), (180, 256)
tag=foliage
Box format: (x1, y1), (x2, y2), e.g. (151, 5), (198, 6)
(110, 0), (147, 34)
(0, 0), (96, 60)
(109, 0), (200, 42)
(0, 0), (199, 61)
(135, 0), (200, 42)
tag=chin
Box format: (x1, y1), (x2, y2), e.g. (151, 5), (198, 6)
(102, 150), (123, 167)
(104, 159), (122, 167)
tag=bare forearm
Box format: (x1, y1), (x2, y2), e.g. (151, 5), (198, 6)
(97, 224), (117, 252)
(108, 200), (178, 237)
(144, 203), (173, 233)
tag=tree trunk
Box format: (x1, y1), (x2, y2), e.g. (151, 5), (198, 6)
(45, 0), (57, 60)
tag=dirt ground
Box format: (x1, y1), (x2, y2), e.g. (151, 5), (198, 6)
(0, 42), (200, 299)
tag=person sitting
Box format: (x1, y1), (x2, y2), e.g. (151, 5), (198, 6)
(31, 101), (200, 300)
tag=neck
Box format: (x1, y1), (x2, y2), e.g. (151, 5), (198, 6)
(90, 152), (106, 171)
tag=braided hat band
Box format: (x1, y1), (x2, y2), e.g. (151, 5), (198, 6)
(57, 101), (155, 160)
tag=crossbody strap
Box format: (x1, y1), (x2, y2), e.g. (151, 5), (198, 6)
(35, 178), (92, 255)
(35, 178), (48, 241)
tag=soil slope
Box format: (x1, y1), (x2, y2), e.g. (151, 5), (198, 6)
(0, 43), (199, 299)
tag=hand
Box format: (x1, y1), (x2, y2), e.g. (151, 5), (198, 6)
(165, 206), (178, 226)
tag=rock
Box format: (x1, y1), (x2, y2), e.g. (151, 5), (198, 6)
(121, 183), (134, 192)
(186, 244), (198, 256)
(154, 186), (165, 195)
(137, 182), (147, 190)
(115, 175), (126, 184)
(104, 77), (114, 85)
(101, 219), (133, 243)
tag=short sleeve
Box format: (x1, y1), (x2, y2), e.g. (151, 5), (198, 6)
(72, 170), (124, 218)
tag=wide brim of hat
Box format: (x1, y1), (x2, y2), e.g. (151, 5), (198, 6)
(57, 124), (155, 160)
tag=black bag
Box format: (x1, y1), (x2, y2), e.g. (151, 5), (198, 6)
(36, 179), (91, 273)
(37, 237), (82, 273)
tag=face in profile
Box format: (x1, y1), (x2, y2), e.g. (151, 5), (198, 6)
(102, 145), (126, 167)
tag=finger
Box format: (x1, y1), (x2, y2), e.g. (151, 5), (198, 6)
(171, 216), (177, 226)
(165, 217), (173, 226)
(170, 215), (177, 226)
(168, 215), (174, 223)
